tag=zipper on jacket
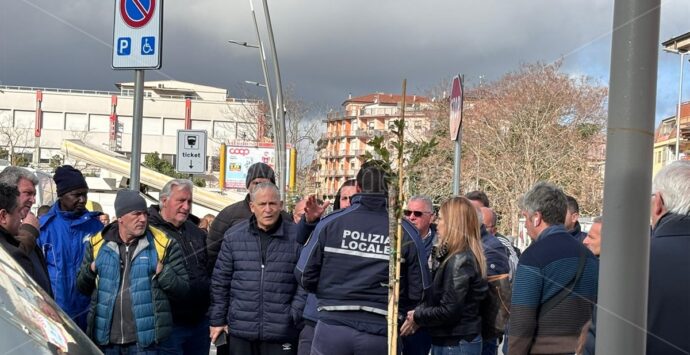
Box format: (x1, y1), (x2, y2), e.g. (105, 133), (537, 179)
(260, 263), (265, 340)
(119, 243), (131, 344)
(188, 241), (201, 265)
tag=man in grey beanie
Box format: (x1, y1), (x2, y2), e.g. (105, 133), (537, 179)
(77, 189), (189, 353)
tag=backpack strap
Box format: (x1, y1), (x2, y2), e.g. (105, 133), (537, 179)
(148, 226), (170, 264)
(91, 233), (105, 260)
(539, 246), (587, 319)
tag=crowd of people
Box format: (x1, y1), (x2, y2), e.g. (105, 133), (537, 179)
(0, 159), (687, 355)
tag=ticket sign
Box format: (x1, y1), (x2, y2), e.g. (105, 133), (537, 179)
(176, 130), (207, 174)
(112, 0), (163, 69)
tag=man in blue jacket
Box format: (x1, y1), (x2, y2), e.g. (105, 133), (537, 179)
(77, 189), (190, 353)
(209, 182), (305, 355)
(295, 163), (430, 355)
(38, 165), (103, 329)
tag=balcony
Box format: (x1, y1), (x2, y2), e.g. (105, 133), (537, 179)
(326, 111), (356, 121)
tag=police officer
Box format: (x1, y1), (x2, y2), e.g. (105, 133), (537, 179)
(295, 162), (430, 355)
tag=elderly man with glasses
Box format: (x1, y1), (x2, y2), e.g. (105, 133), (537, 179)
(401, 195), (436, 355)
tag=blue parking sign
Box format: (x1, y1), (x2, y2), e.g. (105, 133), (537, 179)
(117, 37), (131, 56)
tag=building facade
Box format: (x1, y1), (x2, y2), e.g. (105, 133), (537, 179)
(0, 80), (263, 171)
(653, 102), (690, 176)
(317, 93), (432, 197)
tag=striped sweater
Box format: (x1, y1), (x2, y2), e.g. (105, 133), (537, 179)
(508, 225), (598, 354)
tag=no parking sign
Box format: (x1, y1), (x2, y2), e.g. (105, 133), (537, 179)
(112, 0), (163, 69)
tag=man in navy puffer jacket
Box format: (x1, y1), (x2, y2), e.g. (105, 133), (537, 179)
(295, 163), (430, 355)
(209, 182), (305, 355)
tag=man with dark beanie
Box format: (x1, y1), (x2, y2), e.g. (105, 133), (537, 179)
(207, 162), (279, 270)
(38, 165), (103, 330)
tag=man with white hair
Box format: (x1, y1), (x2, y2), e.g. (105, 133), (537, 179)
(647, 160), (690, 355)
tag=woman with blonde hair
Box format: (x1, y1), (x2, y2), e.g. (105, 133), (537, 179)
(198, 213), (215, 233)
(401, 196), (488, 355)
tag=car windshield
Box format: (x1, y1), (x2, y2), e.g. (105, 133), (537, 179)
(0, 246), (101, 354)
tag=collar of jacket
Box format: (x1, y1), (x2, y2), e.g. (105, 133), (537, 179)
(0, 226), (18, 246)
(568, 221), (583, 236)
(101, 221), (146, 245)
(248, 214), (285, 238)
(480, 224), (490, 241)
(350, 193), (387, 211)
(147, 204), (201, 229)
(41, 202), (101, 226)
(536, 224), (568, 242)
(653, 212), (690, 237)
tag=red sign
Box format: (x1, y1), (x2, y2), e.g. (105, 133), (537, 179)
(120, 0), (156, 28)
(449, 75), (464, 141)
(184, 98), (192, 129)
(35, 91), (42, 137)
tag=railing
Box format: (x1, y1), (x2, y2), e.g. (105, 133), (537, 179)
(0, 85), (117, 96)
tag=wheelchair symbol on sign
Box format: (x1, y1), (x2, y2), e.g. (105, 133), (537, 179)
(141, 37), (155, 55)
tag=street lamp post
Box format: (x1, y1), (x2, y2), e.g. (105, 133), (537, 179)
(258, 0), (287, 202)
(662, 32), (690, 160)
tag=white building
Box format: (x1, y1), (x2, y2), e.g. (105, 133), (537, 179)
(0, 80), (263, 170)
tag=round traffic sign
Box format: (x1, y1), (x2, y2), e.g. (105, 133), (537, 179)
(449, 75), (464, 141)
(120, 0), (156, 28)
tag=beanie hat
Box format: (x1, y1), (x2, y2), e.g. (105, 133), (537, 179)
(114, 189), (147, 218)
(245, 162), (276, 188)
(54, 165), (88, 197)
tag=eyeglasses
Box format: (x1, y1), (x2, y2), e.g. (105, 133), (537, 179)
(403, 210), (431, 217)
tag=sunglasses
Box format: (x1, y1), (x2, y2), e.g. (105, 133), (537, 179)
(403, 210), (431, 217)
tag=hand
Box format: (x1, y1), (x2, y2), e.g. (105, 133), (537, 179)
(156, 262), (163, 275)
(209, 325), (229, 343)
(90, 262), (96, 272)
(22, 212), (39, 229)
(400, 310), (419, 336)
(304, 195), (330, 223)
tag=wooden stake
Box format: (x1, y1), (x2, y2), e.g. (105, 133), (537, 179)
(387, 79), (407, 355)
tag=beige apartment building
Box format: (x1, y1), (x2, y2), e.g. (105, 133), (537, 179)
(0, 80), (262, 170)
(317, 93), (432, 197)
(653, 102), (690, 176)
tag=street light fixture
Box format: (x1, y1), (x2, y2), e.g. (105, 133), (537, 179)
(244, 80), (267, 88)
(228, 40), (259, 49)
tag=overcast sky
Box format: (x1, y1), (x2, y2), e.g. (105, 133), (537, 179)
(1, 0), (689, 121)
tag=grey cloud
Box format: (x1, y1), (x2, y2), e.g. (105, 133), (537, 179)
(0, 0), (687, 120)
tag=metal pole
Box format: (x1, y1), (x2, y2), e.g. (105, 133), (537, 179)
(130, 70), (145, 192)
(453, 131), (461, 195)
(675, 53), (685, 160)
(260, 0), (287, 202)
(249, 0), (277, 146)
(597, 0), (658, 353)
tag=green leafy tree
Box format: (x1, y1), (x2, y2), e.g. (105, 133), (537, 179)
(143, 152), (206, 187)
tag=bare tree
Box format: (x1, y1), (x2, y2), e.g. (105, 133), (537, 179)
(412, 62), (608, 235)
(0, 111), (33, 165)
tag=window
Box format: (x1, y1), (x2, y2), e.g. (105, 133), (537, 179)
(142, 117), (160, 135)
(65, 113), (88, 131)
(43, 112), (65, 130)
(164, 119), (184, 136)
(88, 114), (110, 133)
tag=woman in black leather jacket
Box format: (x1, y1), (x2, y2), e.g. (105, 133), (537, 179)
(401, 196), (488, 355)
